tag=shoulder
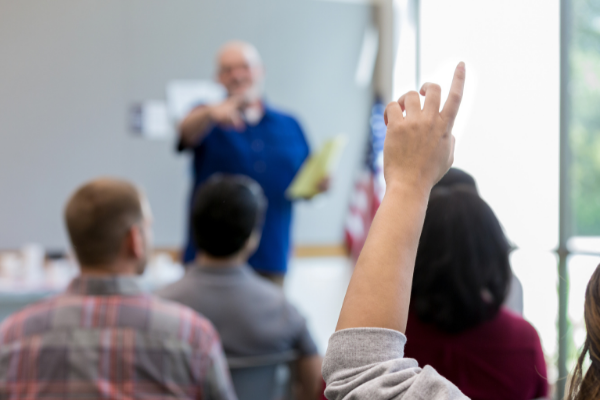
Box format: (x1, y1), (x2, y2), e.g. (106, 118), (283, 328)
(246, 269), (288, 301)
(265, 106), (304, 130)
(148, 296), (220, 348)
(245, 270), (303, 317)
(154, 278), (186, 301)
(0, 296), (62, 344)
(493, 308), (542, 344)
(265, 105), (298, 121)
(149, 295), (215, 332)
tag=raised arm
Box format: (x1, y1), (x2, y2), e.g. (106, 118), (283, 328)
(336, 63), (466, 333)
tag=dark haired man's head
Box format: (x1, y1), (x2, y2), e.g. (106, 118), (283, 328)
(64, 178), (153, 275)
(411, 186), (511, 333)
(192, 174), (266, 263)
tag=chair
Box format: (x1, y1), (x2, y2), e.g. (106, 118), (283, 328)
(227, 350), (299, 400)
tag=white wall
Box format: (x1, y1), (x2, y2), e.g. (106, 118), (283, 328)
(420, 0), (560, 251)
(420, 0), (560, 362)
(0, 0), (373, 251)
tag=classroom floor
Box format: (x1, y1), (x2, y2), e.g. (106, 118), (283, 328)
(284, 256), (353, 354)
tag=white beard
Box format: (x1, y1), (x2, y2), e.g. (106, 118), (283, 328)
(244, 105), (264, 126)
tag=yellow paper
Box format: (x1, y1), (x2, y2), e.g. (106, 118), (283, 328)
(286, 135), (347, 199)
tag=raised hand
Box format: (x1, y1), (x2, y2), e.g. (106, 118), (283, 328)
(383, 62), (465, 193)
(336, 63), (466, 334)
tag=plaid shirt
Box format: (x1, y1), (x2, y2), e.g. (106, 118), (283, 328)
(0, 275), (237, 400)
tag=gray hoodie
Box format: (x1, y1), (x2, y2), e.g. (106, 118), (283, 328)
(322, 328), (470, 399)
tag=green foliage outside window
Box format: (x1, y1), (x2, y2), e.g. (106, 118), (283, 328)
(571, 0), (600, 235)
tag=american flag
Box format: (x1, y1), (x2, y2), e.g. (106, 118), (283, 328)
(345, 101), (387, 261)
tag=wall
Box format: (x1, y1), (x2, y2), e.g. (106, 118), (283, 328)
(420, 0), (560, 365)
(0, 0), (373, 251)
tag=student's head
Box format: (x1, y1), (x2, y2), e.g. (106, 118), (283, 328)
(435, 167), (478, 192)
(217, 41), (264, 100)
(568, 264), (600, 400)
(192, 174), (266, 261)
(64, 178), (153, 275)
(411, 186), (511, 333)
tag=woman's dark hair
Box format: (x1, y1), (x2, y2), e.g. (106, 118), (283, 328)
(192, 174), (267, 258)
(411, 186), (512, 333)
(435, 167), (478, 192)
(568, 264), (600, 400)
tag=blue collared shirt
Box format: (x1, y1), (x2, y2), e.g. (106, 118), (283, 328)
(181, 105), (310, 274)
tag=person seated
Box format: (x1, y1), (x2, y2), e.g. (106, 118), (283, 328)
(157, 174), (322, 399)
(0, 178), (236, 400)
(404, 184), (547, 399)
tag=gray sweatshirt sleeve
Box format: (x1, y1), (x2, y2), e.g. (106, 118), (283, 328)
(322, 328), (469, 400)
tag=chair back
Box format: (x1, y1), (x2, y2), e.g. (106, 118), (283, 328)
(227, 351), (299, 400)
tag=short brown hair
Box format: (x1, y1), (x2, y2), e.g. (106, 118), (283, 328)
(64, 178), (143, 266)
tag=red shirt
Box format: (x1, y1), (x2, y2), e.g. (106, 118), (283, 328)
(405, 308), (548, 400)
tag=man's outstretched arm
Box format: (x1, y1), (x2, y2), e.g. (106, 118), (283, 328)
(336, 63), (466, 333)
(179, 96), (246, 147)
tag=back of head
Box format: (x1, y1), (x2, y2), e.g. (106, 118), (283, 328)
(569, 264), (600, 400)
(192, 174), (266, 258)
(434, 167), (478, 192)
(64, 178), (143, 267)
(411, 186), (511, 333)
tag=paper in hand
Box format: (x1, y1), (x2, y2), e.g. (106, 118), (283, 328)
(286, 135), (347, 200)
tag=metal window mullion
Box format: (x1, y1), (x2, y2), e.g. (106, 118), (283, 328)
(557, 0), (573, 398)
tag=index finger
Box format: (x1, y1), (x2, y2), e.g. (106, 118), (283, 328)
(441, 62), (466, 124)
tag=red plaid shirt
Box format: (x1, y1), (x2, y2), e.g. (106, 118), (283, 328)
(0, 275), (237, 400)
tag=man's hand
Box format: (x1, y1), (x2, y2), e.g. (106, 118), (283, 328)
(297, 176), (330, 200)
(383, 62), (465, 193)
(179, 96), (247, 147)
(317, 176), (331, 193)
(208, 95), (246, 131)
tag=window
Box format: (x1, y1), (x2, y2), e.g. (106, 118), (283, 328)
(419, 0), (561, 392)
(570, 0), (600, 237)
(566, 0), (600, 388)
